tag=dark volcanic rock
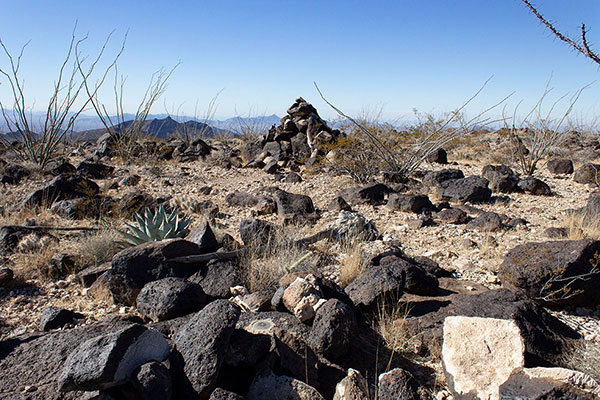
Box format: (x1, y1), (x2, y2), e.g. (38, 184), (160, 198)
(186, 221), (219, 253)
(345, 262), (405, 310)
(107, 239), (205, 305)
(0, 319), (136, 399)
(173, 300), (241, 398)
(426, 148), (448, 164)
(482, 164), (519, 193)
(40, 307), (84, 331)
(0, 266), (14, 287)
(403, 288), (579, 366)
(422, 168), (464, 186)
(379, 256), (440, 296)
(188, 259), (242, 299)
(308, 299), (357, 360)
(132, 361), (172, 400)
(1, 163), (30, 184)
(378, 368), (426, 400)
(273, 188), (316, 219)
(136, 277), (207, 322)
(225, 191), (259, 207)
(25, 174), (100, 206)
(239, 218), (278, 246)
(58, 324), (170, 392)
(76, 161), (114, 179)
(499, 239), (600, 307)
(328, 196), (352, 212)
(466, 211), (506, 232)
(338, 183), (393, 205)
(435, 207), (470, 224)
(436, 176), (492, 203)
(209, 388), (245, 400)
(517, 176), (552, 196)
(547, 158), (574, 175)
(573, 163), (600, 184)
(387, 193), (433, 213)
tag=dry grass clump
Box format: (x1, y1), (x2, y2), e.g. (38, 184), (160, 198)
(566, 211), (600, 240)
(374, 300), (416, 357)
(9, 235), (60, 280)
(562, 340), (600, 382)
(242, 225), (318, 292)
(70, 229), (122, 268)
(338, 238), (369, 288)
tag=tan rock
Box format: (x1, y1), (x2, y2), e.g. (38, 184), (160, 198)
(442, 316), (524, 400)
(282, 275), (323, 322)
(334, 369), (369, 400)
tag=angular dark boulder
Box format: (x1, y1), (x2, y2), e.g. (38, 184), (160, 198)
(436, 176), (491, 203)
(107, 239), (205, 305)
(482, 164), (519, 193)
(573, 163), (600, 184)
(466, 211), (506, 232)
(173, 300), (241, 399)
(518, 176), (552, 196)
(0, 318), (137, 399)
(422, 168), (464, 186)
(426, 148), (448, 164)
(24, 174), (100, 207)
(308, 299), (357, 360)
(1, 163), (30, 184)
(187, 221), (219, 253)
(58, 324), (170, 392)
(188, 258), (242, 299)
(435, 207), (470, 224)
(378, 368), (427, 400)
(225, 191), (259, 207)
(136, 277), (207, 322)
(403, 288), (579, 366)
(131, 361), (172, 400)
(239, 218), (278, 247)
(40, 307), (84, 331)
(499, 239), (600, 307)
(345, 262), (405, 310)
(273, 188), (316, 219)
(387, 193), (433, 214)
(547, 158), (574, 175)
(76, 161), (114, 179)
(338, 183), (393, 206)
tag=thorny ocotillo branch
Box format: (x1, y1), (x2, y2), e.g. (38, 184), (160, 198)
(520, 0), (600, 66)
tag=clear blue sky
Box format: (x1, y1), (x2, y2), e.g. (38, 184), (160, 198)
(1, 0), (599, 124)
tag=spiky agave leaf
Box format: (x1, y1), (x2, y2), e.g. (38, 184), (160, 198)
(118, 205), (192, 247)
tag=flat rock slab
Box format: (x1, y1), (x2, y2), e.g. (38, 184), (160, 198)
(443, 316), (524, 400)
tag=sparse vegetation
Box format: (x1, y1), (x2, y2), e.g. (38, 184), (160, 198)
(118, 205), (192, 247)
(0, 26), (124, 169)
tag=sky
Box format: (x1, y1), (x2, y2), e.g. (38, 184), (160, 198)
(1, 0), (599, 125)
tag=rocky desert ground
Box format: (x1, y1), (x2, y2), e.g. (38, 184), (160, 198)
(1, 97), (600, 399)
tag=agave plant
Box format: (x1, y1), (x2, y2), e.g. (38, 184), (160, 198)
(119, 205), (192, 247)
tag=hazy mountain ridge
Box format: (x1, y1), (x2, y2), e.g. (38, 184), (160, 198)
(0, 114), (282, 142)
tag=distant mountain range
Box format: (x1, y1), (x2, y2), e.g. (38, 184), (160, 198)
(0, 113), (282, 142)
